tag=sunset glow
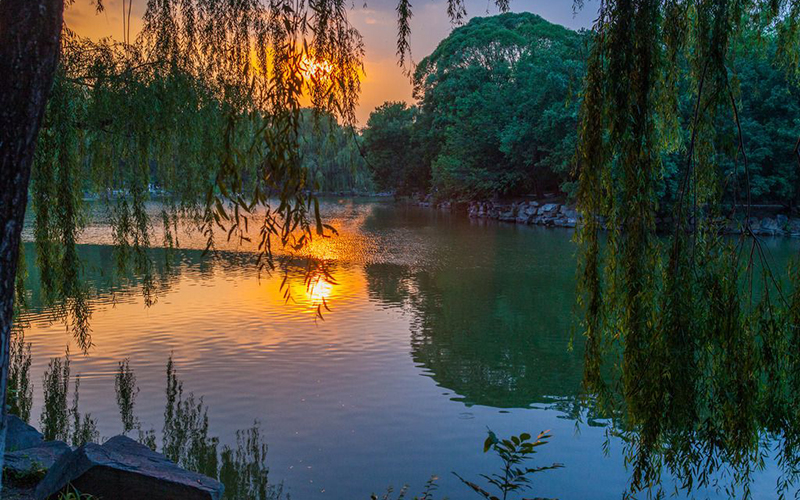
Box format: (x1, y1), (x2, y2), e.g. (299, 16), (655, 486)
(306, 276), (334, 303)
(300, 55), (334, 81)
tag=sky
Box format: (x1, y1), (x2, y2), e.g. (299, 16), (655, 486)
(66, 0), (598, 124)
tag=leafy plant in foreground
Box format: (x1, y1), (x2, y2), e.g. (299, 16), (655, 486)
(454, 430), (563, 500)
(370, 475), (440, 500)
(57, 483), (95, 499)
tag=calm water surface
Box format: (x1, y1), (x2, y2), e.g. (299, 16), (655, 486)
(18, 199), (800, 499)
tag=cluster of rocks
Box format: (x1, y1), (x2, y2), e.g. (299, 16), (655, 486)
(721, 214), (800, 236)
(467, 200), (579, 228)
(419, 197), (800, 237)
(4, 415), (223, 500)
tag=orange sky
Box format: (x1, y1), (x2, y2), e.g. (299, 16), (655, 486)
(65, 0), (596, 124)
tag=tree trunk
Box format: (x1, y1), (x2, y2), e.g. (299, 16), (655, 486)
(0, 0), (64, 489)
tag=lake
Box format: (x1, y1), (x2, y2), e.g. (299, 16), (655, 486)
(16, 198), (800, 499)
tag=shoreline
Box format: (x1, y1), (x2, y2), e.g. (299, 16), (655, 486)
(412, 197), (800, 237)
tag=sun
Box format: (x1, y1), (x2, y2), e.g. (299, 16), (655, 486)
(300, 55), (333, 81)
(306, 276), (333, 303)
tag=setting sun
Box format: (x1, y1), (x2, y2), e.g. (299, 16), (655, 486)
(306, 276), (333, 302)
(300, 55), (334, 81)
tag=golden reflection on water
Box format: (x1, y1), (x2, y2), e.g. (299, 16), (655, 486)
(306, 275), (333, 303)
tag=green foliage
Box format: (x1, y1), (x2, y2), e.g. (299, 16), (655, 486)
(114, 357), (157, 450)
(162, 354), (218, 479)
(114, 355), (283, 498)
(57, 484), (96, 500)
(454, 430), (562, 500)
(575, 2), (800, 499)
(70, 375), (99, 447)
(414, 13), (586, 199)
(115, 358), (138, 436)
(298, 110), (374, 194)
(40, 350), (98, 446)
(373, 10), (799, 206)
(362, 102), (427, 194)
(370, 476), (439, 500)
(40, 352), (72, 442)
(22, 0), (366, 349)
(219, 424), (284, 500)
(363, 13), (586, 200)
(7, 330), (33, 423)
(3, 461), (48, 488)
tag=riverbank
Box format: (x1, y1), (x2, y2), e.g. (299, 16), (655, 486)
(415, 197), (800, 237)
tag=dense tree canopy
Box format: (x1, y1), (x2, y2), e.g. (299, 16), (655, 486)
(297, 110), (373, 194)
(367, 11), (800, 208)
(413, 12), (586, 199)
(363, 13), (587, 200)
(361, 101), (427, 194)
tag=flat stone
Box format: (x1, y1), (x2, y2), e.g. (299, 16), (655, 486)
(6, 416), (43, 452)
(561, 207), (579, 219)
(758, 217), (780, 235)
(540, 203), (559, 213)
(35, 436), (223, 500)
(787, 219), (800, 235)
(5, 441), (71, 487)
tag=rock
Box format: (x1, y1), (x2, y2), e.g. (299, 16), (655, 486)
(540, 203), (559, 213)
(777, 214), (789, 229)
(758, 217), (780, 235)
(35, 436), (223, 500)
(561, 207), (579, 220)
(6, 416), (43, 452)
(788, 219), (800, 236)
(498, 210), (516, 222)
(522, 206), (538, 217)
(5, 441), (71, 487)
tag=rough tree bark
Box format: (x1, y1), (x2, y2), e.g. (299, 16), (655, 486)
(0, 0), (65, 489)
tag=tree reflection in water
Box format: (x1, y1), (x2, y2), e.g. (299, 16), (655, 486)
(365, 251), (800, 498)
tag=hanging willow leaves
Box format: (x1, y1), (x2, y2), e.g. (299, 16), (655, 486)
(574, 1), (800, 498)
(26, 0), (365, 346)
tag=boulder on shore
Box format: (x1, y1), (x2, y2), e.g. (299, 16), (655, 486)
(6, 416), (44, 452)
(35, 435), (223, 500)
(5, 441), (71, 487)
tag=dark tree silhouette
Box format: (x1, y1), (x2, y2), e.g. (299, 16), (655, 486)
(0, 0), (65, 483)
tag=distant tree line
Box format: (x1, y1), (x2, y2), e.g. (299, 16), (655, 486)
(298, 110), (374, 194)
(361, 12), (800, 207)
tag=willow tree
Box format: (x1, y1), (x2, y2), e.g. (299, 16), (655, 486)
(574, 0), (800, 497)
(0, 0), (363, 487)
